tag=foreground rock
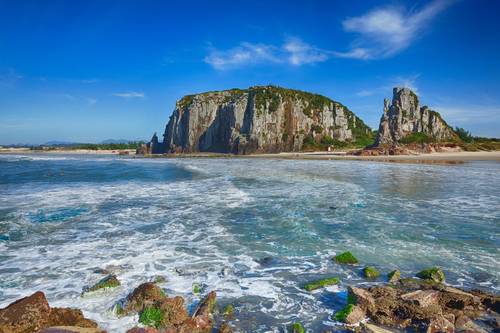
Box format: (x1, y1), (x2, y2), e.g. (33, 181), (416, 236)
(122, 282), (165, 314)
(0, 291), (103, 333)
(138, 85), (373, 155)
(39, 327), (106, 333)
(344, 277), (499, 332)
(121, 282), (219, 333)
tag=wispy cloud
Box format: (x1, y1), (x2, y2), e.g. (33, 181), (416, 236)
(0, 69), (23, 87)
(87, 97), (97, 105)
(336, 0), (453, 59)
(204, 38), (328, 70)
(204, 42), (279, 70)
(283, 38), (329, 65)
(356, 74), (421, 98)
(112, 91), (145, 99)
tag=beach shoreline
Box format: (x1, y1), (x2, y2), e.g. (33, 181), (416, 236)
(1, 148), (500, 162)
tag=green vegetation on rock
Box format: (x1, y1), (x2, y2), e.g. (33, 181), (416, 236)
(333, 251), (359, 265)
(193, 283), (201, 294)
(454, 127), (474, 143)
(289, 322), (305, 333)
(333, 304), (354, 322)
(310, 124), (323, 133)
(223, 304), (234, 319)
(387, 270), (401, 283)
(139, 306), (164, 328)
(85, 274), (120, 293)
(416, 267), (445, 283)
(114, 303), (124, 316)
(399, 132), (433, 144)
(303, 277), (340, 291)
(363, 266), (380, 279)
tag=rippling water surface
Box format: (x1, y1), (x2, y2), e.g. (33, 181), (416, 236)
(0, 154), (499, 332)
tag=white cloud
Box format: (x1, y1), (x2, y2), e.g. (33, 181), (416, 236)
(87, 98), (97, 105)
(204, 38), (328, 70)
(204, 42), (279, 70)
(283, 38), (329, 65)
(334, 48), (372, 60)
(112, 92), (145, 99)
(392, 74), (420, 95)
(338, 0), (453, 59)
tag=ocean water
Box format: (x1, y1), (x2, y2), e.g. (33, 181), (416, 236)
(0, 154), (499, 332)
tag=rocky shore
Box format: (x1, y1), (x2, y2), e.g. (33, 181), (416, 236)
(1, 252), (498, 333)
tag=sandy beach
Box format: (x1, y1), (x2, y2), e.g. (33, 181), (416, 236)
(248, 150), (500, 162)
(1, 147), (499, 162)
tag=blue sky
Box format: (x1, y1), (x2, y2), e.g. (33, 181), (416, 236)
(1, 0), (499, 144)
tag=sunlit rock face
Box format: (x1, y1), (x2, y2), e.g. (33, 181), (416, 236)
(145, 86), (372, 154)
(375, 87), (457, 146)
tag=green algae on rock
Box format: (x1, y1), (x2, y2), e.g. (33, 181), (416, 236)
(333, 251), (359, 264)
(223, 304), (234, 319)
(139, 306), (164, 328)
(193, 283), (201, 294)
(387, 270), (401, 283)
(416, 267), (445, 283)
(333, 303), (354, 322)
(289, 322), (305, 333)
(363, 267), (380, 279)
(303, 277), (340, 291)
(83, 274), (120, 294)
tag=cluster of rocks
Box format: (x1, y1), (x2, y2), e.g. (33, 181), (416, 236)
(324, 252), (500, 333)
(345, 279), (499, 333)
(118, 282), (231, 333)
(2, 254), (498, 333)
(0, 277), (233, 333)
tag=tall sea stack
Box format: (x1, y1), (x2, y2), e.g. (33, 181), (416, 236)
(375, 87), (457, 146)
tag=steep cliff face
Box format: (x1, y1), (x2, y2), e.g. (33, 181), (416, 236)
(146, 86), (372, 154)
(375, 88), (458, 146)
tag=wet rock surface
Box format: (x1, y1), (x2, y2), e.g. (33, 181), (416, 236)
(139, 85), (373, 155)
(123, 282), (166, 314)
(343, 278), (499, 333)
(0, 291), (103, 333)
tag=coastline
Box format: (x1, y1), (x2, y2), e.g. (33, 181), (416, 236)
(0, 148), (137, 155)
(1, 148), (500, 162)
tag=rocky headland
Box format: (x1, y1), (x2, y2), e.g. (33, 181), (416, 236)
(136, 85), (499, 157)
(2, 253), (499, 333)
(137, 86), (373, 155)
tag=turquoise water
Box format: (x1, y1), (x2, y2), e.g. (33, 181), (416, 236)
(0, 154), (499, 332)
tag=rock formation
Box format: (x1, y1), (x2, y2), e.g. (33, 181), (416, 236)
(375, 87), (458, 146)
(139, 86), (372, 154)
(0, 291), (104, 333)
